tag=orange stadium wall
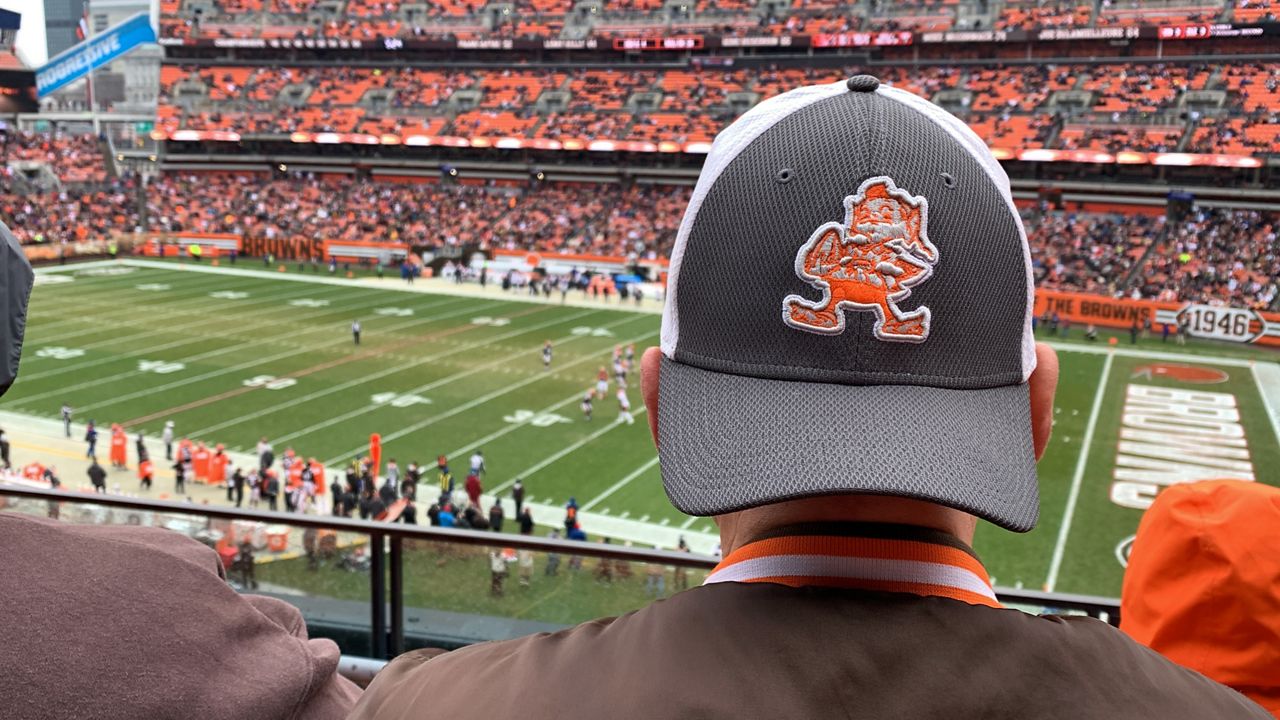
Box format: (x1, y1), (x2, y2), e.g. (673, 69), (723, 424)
(1035, 290), (1280, 348)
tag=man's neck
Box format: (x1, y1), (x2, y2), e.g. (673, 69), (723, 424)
(716, 495), (977, 557)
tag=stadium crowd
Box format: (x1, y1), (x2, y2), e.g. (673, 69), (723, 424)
(158, 0), (1269, 42)
(2, 149), (1277, 309)
(144, 174), (687, 259)
(155, 61), (1280, 155)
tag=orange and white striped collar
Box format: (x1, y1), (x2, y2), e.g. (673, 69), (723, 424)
(704, 523), (1000, 608)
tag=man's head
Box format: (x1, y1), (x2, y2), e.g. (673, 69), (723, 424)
(642, 76), (1058, 551)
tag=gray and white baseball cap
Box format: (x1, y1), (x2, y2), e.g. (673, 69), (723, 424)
(658, 76), (1039, 532)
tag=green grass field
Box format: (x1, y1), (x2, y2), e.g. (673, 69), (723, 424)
(9, 259), (1280, 600)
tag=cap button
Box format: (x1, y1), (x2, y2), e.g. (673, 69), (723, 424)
(846, 75), (880, 93)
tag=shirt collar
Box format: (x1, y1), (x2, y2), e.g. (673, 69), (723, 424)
(704, 523), (1000, 608)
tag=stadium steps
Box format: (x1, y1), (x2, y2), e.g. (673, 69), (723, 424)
(1119, 221), (1170, 294)
(101, 136), (119, 180)
(1174, 116), (1197, 152)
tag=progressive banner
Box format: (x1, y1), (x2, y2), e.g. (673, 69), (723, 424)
(36, 12), (156, 97)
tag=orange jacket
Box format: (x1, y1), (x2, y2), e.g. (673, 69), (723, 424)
(209, 451), (228, 485)
(309, 461), (325, 495)
(138, 459), (153, 479)
(1121, 479), (1280, 717)
(193, 445), (211, 480)
(110, 431), (127, 466)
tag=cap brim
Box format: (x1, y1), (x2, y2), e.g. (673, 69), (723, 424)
(656, 357), (1039, 532)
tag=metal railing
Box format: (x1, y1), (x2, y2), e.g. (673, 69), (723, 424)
(0, 484), (1122, 661)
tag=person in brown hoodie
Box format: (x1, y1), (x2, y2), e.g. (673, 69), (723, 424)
(1122, 479), (1280, 718)
(0, 222), (360, 718)
(0, 513), (362, 719)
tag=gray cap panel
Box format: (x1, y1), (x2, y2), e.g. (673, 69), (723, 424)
(657, 356), (1039, 532)
(672, 89), (1027, 389)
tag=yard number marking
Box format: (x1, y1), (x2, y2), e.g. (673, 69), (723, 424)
(209, 290), (250, 299)
(571, 326), (614, 337)
(138, 359), (186, 374)
(471, 316), (510, 327)
(36, 346), (86, 360)
(503, 409), (571, 427)
(375, 307), (414, 317)
(371, 392), (432, 408)
(243, 375), (298, 390)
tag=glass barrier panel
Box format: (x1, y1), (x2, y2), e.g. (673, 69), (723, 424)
(393, 530), (711, 649)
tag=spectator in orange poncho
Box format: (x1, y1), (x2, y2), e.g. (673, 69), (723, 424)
(1122, 479), (1280, 717)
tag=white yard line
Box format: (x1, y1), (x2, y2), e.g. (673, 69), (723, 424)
(679, 515), (699, 529)
(489, 405), (650, 496)
(57, 296), (485, 413)
(19, 282), (376, 382)
(1045, 351), (1114, 593)
(149, 297), (510, 435)
(26, 274), (242, 340)
(271, 308), (609, 447)
(581, 456), (660, 511)
(1251, 361), (1280, 447)
(317, 319), (651, 463)
(25, 270), (360, 344)
(1044, 339), (1255, 368)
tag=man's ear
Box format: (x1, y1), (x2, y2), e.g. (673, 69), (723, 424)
(1029, 342), (1059, 461)
(641, 346), (662, 449)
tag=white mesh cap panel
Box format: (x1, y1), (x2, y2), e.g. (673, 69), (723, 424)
(660, 80), (850, 357)
(875, 85), (1039, 381)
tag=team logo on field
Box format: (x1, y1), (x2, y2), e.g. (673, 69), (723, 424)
(1131, 363), (1228, 384)
(783, 177), (939, 342)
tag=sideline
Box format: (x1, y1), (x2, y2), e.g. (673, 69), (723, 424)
(1044, 352), (1115, 592)
(45, 259), (666, 315)
(1252, 361), (1280, 447)
(0, 409), (719, 554)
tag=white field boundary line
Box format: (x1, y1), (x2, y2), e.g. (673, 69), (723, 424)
(113, 258), (667, 317)
(210, 307), (606, 441)
(581, 456), (661, 511)
(1044, 339), (1256, 368)
(48, 296), (493, 413)
(1251, 361), (1280, 447)
(32, 260), (122, 274)
(19, 283), (388, 382)
(24, 272), (346, 345)
(1045, 351), (1114, 593)
(17, 294), (480, 407)
(489, 404), (652, 496)
(295, 310), (636, 454)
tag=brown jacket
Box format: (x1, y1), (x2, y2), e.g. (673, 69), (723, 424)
(351, 581), (1267, 719)
(0, 512), (360, 719)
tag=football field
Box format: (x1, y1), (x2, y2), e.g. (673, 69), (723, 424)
(8, 259), (1280, 598)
